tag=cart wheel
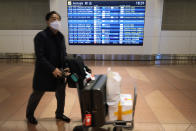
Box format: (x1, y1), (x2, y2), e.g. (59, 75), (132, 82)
(113, 127), (122, 131)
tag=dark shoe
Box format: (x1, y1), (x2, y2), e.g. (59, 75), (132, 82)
(73, 125), (83, 131)
(56, 115), (71, 123)
(26, 116), (38, 125)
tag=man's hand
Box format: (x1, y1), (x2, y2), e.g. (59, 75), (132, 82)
(52, 68), (62, 78)
(63, 68), (71, 76)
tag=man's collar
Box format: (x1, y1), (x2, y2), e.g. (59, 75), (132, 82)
(45, 27), (59, 36)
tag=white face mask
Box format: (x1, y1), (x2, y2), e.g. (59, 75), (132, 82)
(50, 20), (61, 31)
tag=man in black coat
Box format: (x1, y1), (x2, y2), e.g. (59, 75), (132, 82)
(26, 11), (70, 124)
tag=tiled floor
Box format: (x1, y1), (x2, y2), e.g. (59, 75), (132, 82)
(0, 59), (196, 131)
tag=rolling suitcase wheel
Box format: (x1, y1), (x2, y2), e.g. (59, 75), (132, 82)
(73, 125), (89, 131)
(113, 127), (122, 131)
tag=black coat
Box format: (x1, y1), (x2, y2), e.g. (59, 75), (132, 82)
(33, 27), (67, 91)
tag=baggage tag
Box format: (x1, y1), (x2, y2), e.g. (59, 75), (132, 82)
(71, 73), (78, 82)
(84, 68), (95, 82)
(84, 113), (92, 126)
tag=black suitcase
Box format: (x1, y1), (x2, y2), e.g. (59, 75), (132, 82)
(77, 74), (107, 127)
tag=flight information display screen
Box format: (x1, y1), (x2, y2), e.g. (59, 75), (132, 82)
(67, 1), (146, 45)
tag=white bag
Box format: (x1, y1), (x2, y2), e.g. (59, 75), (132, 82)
(106, 68), (121, 104)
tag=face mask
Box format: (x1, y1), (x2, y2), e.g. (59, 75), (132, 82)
(50, 20), (61, 31)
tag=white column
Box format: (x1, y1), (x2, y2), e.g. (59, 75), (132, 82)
(50, 0), (58, 11)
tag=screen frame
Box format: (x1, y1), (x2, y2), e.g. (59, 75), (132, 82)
(66, 0), (146, 46)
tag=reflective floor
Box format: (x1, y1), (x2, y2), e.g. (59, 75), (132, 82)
(0, 59), (196, 131)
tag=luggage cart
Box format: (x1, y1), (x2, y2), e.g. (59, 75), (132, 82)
(73, 81), (137, 131)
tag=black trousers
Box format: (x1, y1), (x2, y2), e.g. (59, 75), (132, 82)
(26, 84), (65, 117)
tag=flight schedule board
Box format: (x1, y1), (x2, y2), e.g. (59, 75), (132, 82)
(67, 1), (146, 45)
